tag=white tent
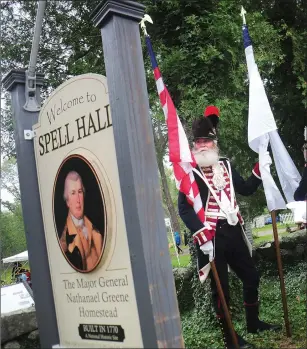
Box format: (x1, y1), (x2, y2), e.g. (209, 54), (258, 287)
(2, 251), (28, 264)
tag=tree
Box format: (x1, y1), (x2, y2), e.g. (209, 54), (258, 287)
(0, 0), (184, 235)
(142, 0), (306, 171)
(0, 94), (15, 159)
(1, 159), (26, 258)
(1, 203), (27, 258)
(1, 0), (306, 223)
(1, 158), (21, 212)
(1, 0), (103, 157)
(152, 107), (182, 233)
(141, 0), (306, 216)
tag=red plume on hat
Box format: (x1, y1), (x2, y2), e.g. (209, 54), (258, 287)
(204, 105), (220, 128)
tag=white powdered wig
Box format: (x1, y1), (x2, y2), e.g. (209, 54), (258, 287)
(63, 171), (85, 202)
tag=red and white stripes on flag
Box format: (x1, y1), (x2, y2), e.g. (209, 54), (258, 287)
(145, 35), (205, 224)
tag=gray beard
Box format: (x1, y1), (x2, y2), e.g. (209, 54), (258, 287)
(193, 148), (219, 167)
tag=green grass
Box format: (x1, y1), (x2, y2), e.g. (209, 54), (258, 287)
(169, 245), (191, 267)
(253, 231), (291, 247)
(1, 266), (18, 285)
(171, 253), (191, 267)
(1, 270), (13, 285)
(252, 223), (296, 235)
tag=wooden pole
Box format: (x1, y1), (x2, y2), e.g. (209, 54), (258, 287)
(271, 210), (292, 337)
(210, 260), (239, 349)
(91, 2), (184, 347)
(2, 70), (59, 348)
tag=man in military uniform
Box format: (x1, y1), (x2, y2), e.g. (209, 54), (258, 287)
(178, 116), (281, 349)
(59, 171), (103, 272)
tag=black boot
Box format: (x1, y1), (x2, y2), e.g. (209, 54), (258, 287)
(245, 303), (282, 334)
(218, 317), (254, 349)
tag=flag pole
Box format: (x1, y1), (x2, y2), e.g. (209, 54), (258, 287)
(270, 210), (292, 337)
(241, 6), (291, 338)
(210, 260), (239, 349)
(141, 16), (238, 347)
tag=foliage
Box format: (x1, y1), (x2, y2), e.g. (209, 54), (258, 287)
(175, 229), (306, 348)
(0, 203), (26, 258)
(142, 0), (307, 217)
(0, 0), (185, 236)
(160, 166), (188, 232)
(143, 0), (307, 168)
(1, 6), (306, 348)
(1, 157), (21, 211)
(1, 0), (102, 89)
(0, 94), (15, 158)
(1, 0), (307, 224)
(171, 253), (191, 268)
(178, 262), (307, 348)
(1, 0), (102, 157)
(173, 266), (195, 313)
(1, 157), (26, 259)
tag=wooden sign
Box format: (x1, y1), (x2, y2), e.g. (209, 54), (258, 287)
(33, 74), (143, 348)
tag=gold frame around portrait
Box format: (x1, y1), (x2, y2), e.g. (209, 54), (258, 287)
(52, 153), (108, 274)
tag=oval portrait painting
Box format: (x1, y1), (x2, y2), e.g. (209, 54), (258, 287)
(53, 155), (106, 273)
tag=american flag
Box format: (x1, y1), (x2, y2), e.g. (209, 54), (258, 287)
(145, 35), (205, 223)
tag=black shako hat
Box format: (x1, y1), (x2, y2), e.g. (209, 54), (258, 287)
(192, 115), (217, 141)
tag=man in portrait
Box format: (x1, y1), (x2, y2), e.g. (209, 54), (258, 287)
(59, 171), (103, 271)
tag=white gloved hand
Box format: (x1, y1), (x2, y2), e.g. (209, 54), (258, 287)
(200, 241), (214, 262)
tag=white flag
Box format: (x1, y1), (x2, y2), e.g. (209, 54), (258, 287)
(242, 25), (301, 210)
(269, 130), (301, 202)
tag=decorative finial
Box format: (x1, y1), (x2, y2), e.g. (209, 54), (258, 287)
(140, 14), (153, 36)
(240, 6), (247, 25)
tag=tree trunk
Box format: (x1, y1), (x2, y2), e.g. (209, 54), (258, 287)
(157, 157), (181, 235)
(153, 117), (182, 238)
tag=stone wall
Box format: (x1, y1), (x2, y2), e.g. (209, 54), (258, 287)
(2, 330), (40, 349)
(1, 307), (39, 348)
(253, 230), (307, 265)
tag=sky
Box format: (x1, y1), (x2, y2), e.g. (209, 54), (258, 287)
(1, 188), (13, 207)
(1, 154), (15, 211)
